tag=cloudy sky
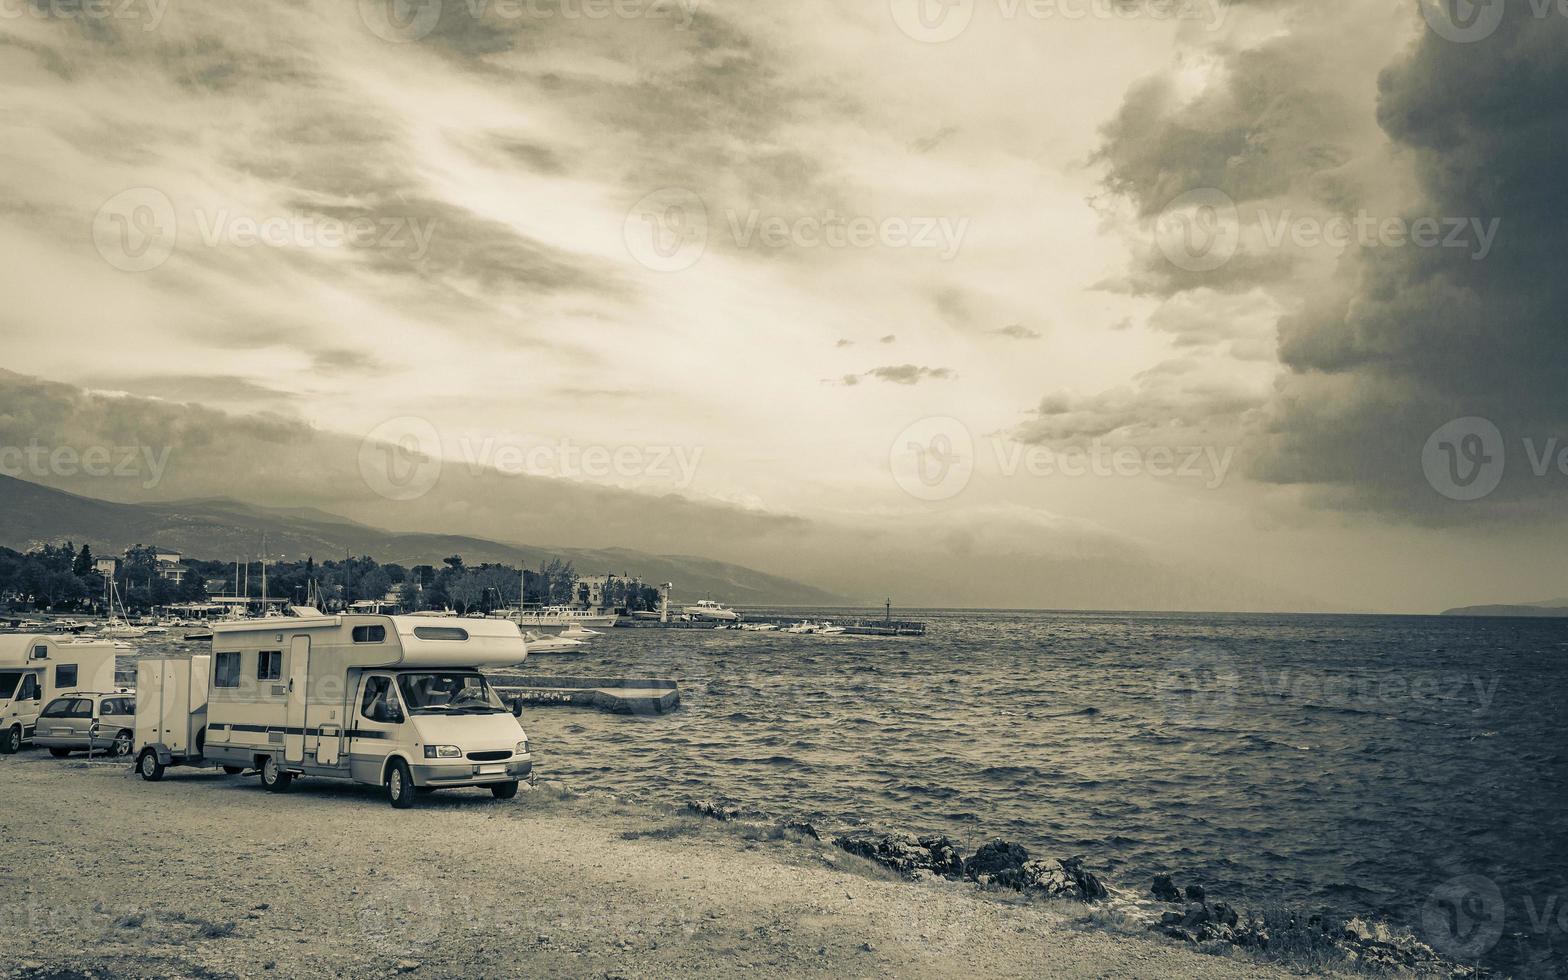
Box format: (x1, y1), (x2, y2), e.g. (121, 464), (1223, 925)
(2, 0), (1566, 612)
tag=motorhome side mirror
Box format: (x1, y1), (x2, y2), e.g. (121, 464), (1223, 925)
(511, 697), (524, 718)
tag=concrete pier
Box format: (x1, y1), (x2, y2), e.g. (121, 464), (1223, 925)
(492, 675), (680, 715)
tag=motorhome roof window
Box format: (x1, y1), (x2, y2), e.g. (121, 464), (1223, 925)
(412, 627), (468, 641)
(214, 652), (241, 688)
(54, 664), (77, 687)
(257, 651), (282, 681)
(352, 625), (387, 644)
(32, 644), (47, 660)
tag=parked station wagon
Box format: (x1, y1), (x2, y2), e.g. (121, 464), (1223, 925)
(32, 692), (136, 757)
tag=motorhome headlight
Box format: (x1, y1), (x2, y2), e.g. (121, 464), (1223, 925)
(423, 745), (463, 759)
(515, 738), (529, 756)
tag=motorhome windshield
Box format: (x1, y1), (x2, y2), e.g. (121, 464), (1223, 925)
(0, 671), (19, 700)
(396, 672), (504, 714)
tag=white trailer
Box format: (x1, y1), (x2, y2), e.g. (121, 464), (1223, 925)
(132, 655), (213, 779)
(0, 636), (118, 754)
(135, 614), (533, 808)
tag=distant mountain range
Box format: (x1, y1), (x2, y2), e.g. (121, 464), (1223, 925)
(1441, 599), (1568, 618)
(0, 475), (843, 606)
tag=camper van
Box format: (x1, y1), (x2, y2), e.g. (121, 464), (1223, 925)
(0, 636), (118, 754)
(134, 614), (533, 808)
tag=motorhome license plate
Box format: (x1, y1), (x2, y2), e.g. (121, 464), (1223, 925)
(477, 764), (506, 775)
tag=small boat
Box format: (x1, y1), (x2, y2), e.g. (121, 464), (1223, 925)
(683, 599), (740, 622)
(559, 625), (601, 639)
(523, 630), (587, 654)
(784, 621), (817, 634)
(817, 622), (847, 636)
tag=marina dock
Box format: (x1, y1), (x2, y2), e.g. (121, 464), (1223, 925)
(616, 614), (926, 636)
(491, 674), (681, 715)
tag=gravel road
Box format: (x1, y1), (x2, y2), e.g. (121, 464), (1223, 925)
(0, 752), (1342, 978)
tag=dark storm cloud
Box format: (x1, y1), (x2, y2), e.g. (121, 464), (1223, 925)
(1251, 8), (1568, 519)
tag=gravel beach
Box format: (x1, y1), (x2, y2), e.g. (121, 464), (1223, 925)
(0, 752), (1344, 979)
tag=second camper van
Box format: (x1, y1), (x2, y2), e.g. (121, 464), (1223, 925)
(134, 614), (533, 808)
(0, 637), (118, 754)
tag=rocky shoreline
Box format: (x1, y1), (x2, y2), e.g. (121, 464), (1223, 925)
(684, 798), (1479, 978)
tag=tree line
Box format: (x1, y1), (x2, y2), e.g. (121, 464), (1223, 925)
(0, 544), (662, 616)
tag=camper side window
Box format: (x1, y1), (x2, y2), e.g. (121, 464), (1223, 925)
(360, 676), (401, 724)
(214, 652), (242, 688)
(257, 651), (282, 681)
(54, 665), (77, 688)
(352, 625), (386, 644)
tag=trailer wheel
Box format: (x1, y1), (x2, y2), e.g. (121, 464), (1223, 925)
(385, 759), (415, 809)
(48, 747), (71, 758)
(491, 781), (519, 800)
(0, 725), (21, 754)
(137, 749), (165, 782)
(110, 731), (133, 757)
(260, 756), (293, 793)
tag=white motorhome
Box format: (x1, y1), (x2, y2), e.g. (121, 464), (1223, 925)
(134, 614), (533, 808)
(0, 636), (118, 754)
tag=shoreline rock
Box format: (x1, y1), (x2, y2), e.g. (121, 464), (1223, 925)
(1146, 875), (1479, 977)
